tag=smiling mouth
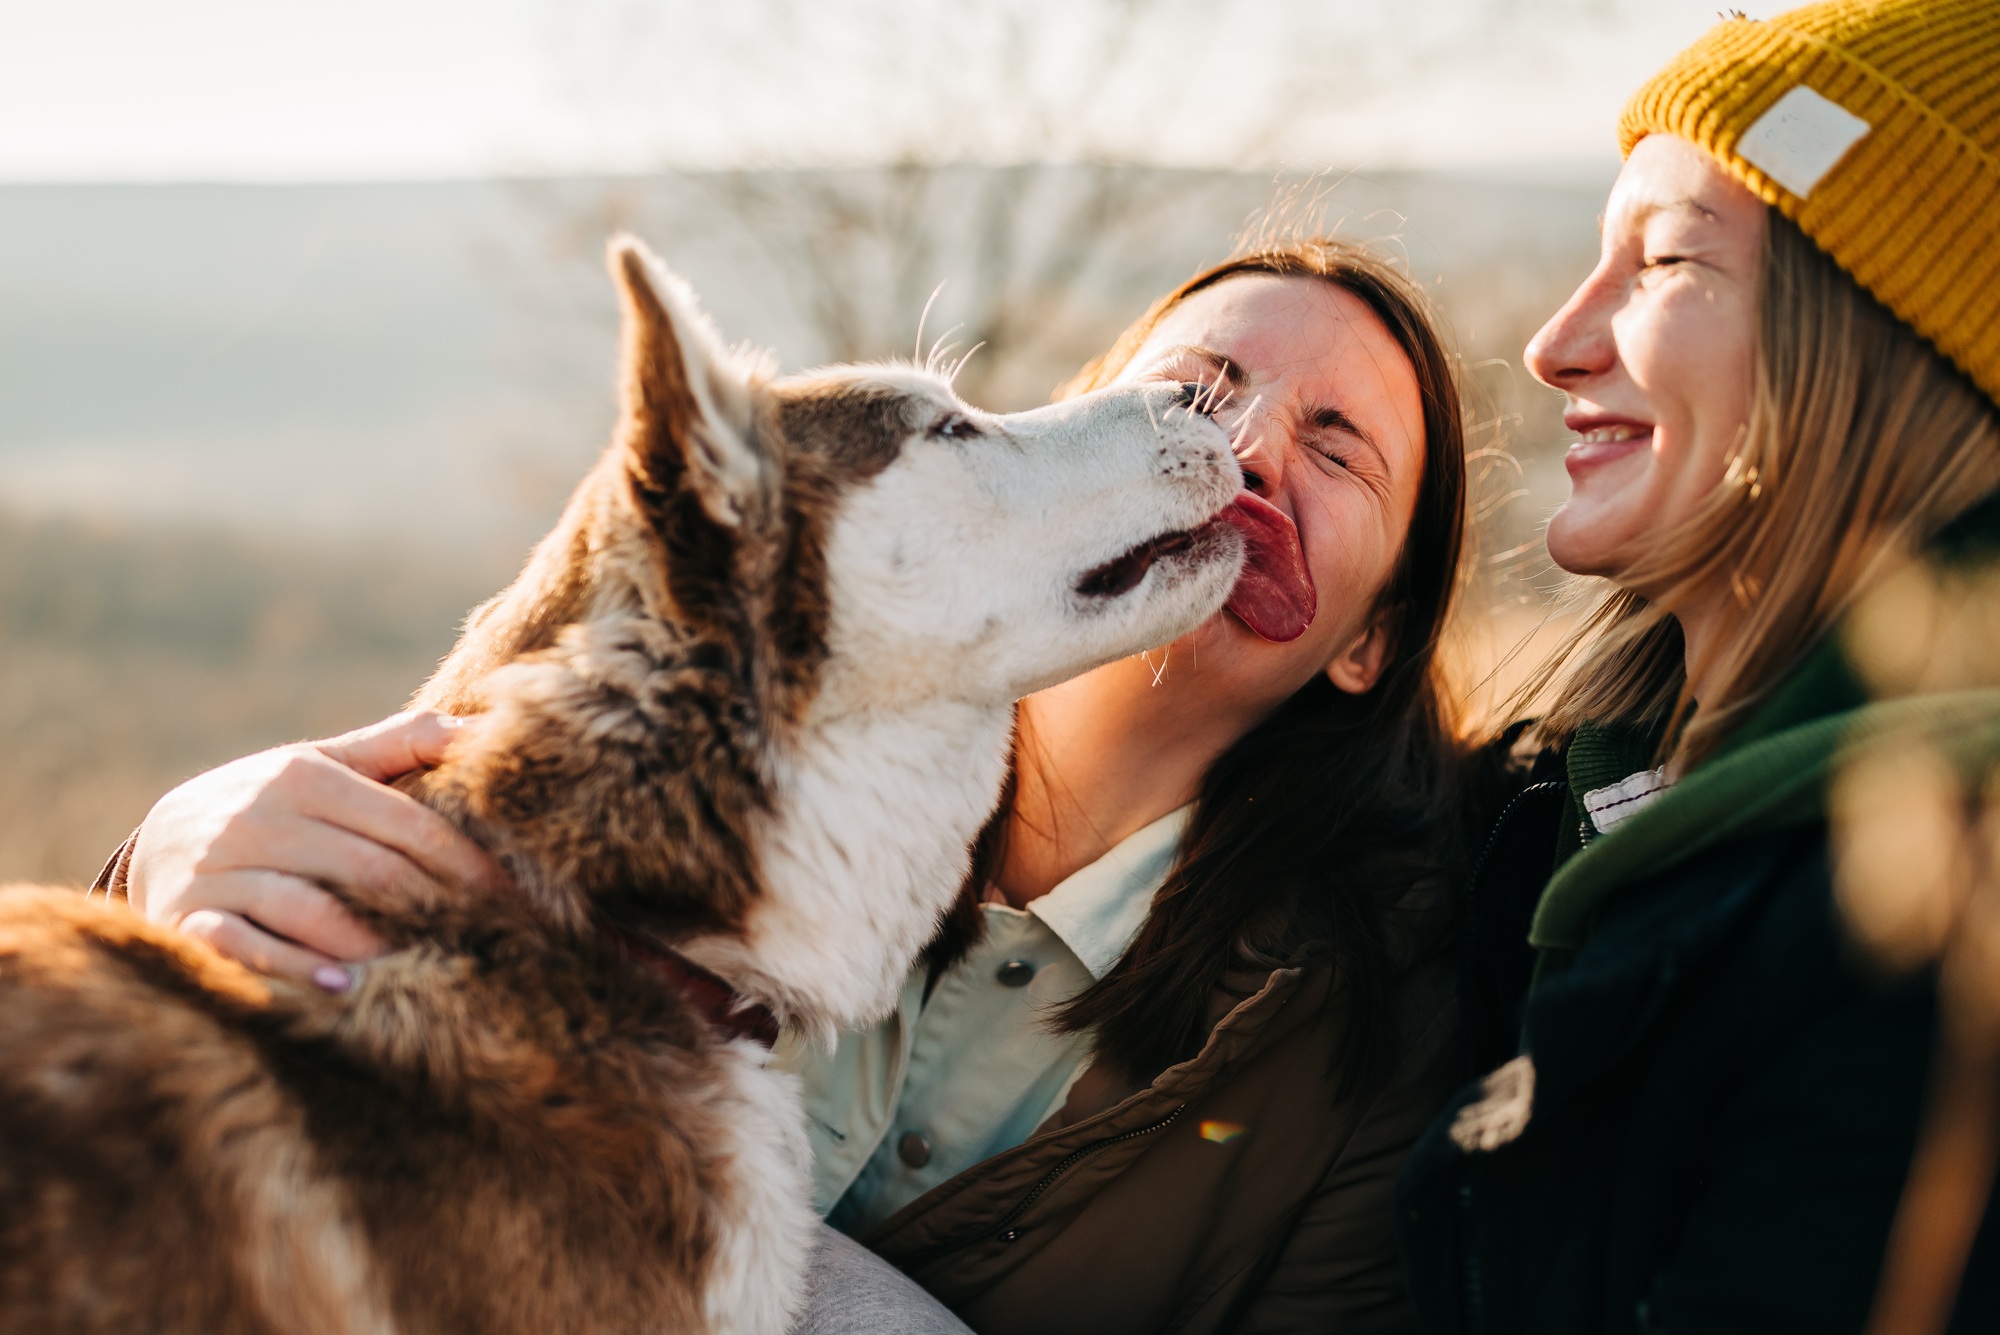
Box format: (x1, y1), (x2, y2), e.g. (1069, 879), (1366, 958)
(1565, 424), (1654, 476)
(1075, 520), (1226, 598)
(1573, 424), (1652, 444)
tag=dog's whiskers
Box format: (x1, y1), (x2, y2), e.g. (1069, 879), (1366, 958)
(1229, 394), (1266, 458)
(946, 342), (986, 387)
(1196, 367), (1226, 418)
(924, 326), (967, 379)
(913, 282), (948, 366)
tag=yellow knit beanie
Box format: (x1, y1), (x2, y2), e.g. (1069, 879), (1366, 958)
(1620, 0), (2000, 407)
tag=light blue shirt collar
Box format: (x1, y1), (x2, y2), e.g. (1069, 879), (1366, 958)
(1025, 805), (1190, 979)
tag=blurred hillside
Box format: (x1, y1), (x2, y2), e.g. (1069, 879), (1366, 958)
(0, 166), (1605, 881)
(0, 510), (489, 883)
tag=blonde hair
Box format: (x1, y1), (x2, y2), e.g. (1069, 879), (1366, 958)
(1524, 213), (2000, 765)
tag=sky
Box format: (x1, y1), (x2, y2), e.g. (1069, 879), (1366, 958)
(0, 0), (1754, 182)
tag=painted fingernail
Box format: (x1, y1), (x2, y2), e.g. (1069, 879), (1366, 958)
(313, 965), (355, 993)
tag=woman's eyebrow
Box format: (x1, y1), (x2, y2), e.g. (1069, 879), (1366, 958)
(1602, 194), (1721, 237)
(1629, 195), (1721, 228)
(1304, 400), (1377, 450)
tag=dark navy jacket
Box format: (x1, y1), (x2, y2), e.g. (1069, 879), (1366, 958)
(1395, 779), (1999, 1335)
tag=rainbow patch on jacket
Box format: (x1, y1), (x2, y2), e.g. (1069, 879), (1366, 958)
(1200, 1120), (1247, 1144)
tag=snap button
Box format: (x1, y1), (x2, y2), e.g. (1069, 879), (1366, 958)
(897, 1131), (932, 1168)
(996, 959), (1036, 988)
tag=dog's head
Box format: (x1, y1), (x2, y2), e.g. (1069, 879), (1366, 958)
(790, 357), (1257, 718)
(414, 238), (1241, 1024)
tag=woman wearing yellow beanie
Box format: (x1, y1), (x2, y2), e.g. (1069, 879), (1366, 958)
(1398, 2), (2000, 1332)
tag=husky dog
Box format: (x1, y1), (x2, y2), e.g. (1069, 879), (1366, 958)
(0, 238), (1246, 1335)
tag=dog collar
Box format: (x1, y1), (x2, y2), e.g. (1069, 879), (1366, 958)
(616, 932), (781, 1049)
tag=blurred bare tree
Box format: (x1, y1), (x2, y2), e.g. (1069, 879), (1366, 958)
(521, 0), (1629, 408)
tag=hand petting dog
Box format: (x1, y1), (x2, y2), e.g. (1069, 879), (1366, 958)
(127, 711), (503, 987)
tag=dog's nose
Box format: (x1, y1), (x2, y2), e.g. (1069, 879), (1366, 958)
(1174, 382), (1217, 417)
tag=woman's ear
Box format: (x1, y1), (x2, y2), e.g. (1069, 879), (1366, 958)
(1324, 608), (1396, 695)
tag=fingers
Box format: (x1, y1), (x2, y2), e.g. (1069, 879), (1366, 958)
(244, 807), (457, 925)
(179, 907), (357, 991)
(126, 709), (512, 987)
(276, 752), (506, 899)
(317, 710), (467, 783)
(232, 867), (389, 962)
(171, 866), (387, 966)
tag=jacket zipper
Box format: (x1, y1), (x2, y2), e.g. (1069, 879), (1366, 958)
(1457, 1176), (1486, 1335)
(1467, 780), (1565, 896)
(984, 1104), (1187, 1243)
(1453, 780), (1558, 1335)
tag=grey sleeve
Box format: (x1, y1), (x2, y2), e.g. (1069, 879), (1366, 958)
(91, 829), (139, 901)
(793, 1225), (974, 1335)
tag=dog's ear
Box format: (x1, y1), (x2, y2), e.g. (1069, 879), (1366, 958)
(608, 235), (768, 528)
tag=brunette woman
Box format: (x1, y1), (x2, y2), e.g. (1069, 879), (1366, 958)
(786, 240), (1473, 1332)
(110, 237), (1479, 1333)
(1397, 4), (2000, 1332)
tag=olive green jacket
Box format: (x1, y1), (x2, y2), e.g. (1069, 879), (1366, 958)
(861, 952), (1458, 1335)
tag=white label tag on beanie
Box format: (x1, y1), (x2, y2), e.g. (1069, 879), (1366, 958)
(1737, 85), (1871, 198)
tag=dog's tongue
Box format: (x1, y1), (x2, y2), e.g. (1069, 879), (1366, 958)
(1219, 493), (1316, 643)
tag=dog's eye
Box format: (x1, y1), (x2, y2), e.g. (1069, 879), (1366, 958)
(931, 412), (978, 440)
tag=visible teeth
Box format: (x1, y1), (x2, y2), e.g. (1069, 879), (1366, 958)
(1577, 425), (1649, 444)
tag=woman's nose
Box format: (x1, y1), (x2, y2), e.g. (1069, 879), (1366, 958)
(1526, 269), (1619, 391)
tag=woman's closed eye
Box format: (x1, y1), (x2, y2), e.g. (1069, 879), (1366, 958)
(1297, 403), (1385, 483)
(1301, 434), (1355, 473)
(1301, 432), (1393, 497)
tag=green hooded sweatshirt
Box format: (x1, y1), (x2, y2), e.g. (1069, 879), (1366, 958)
(1529, 504), (2000, 981)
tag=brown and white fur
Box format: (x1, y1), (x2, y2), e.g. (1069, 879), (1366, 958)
(0, 237), (1244, 1335)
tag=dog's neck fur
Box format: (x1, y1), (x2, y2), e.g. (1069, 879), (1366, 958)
(682, 685), (1015, 1038)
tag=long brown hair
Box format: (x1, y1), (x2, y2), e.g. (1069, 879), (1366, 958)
(983, 238), (1474, 1094)
(1523, 214), (2000, 764)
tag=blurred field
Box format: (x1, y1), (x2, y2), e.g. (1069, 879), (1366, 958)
(0, 510), (495, 883)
